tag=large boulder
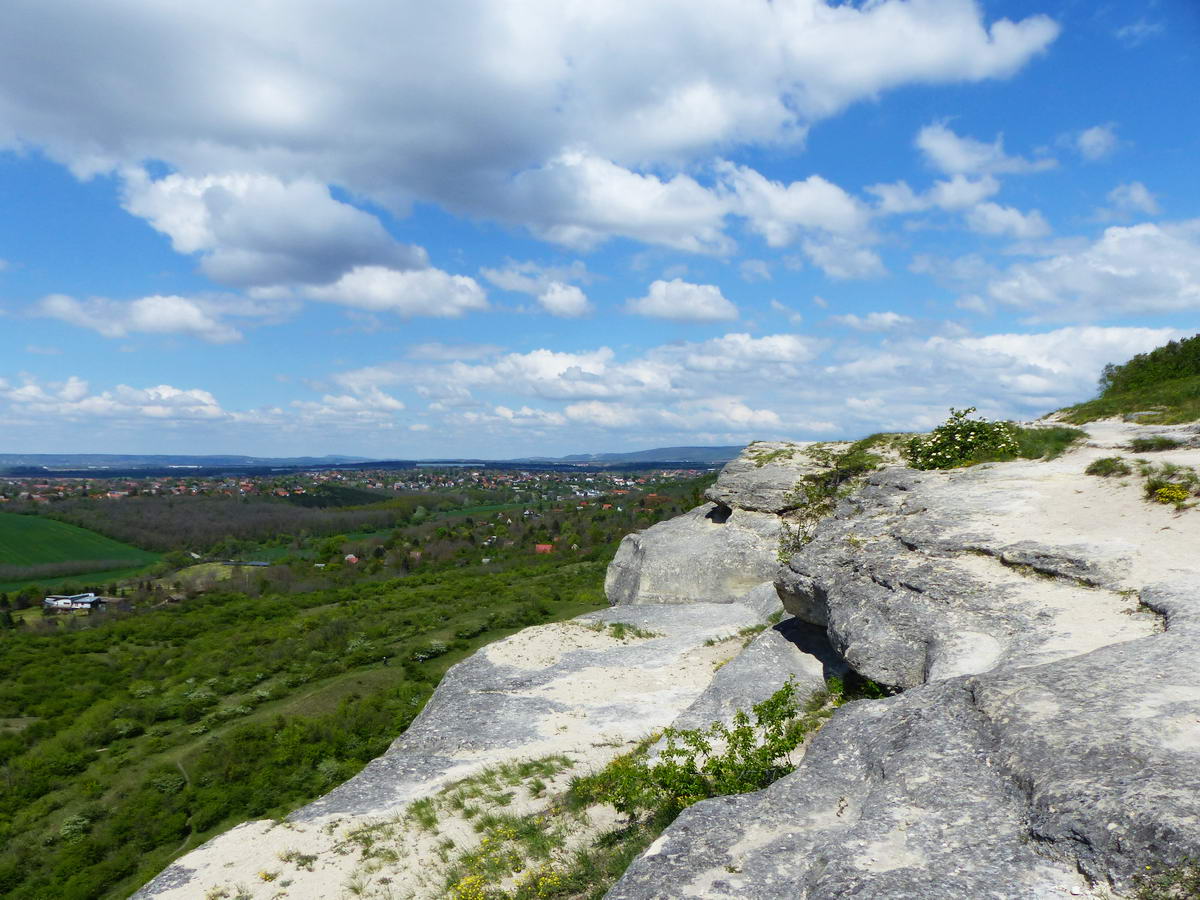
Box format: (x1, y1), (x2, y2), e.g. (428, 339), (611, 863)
(606, 503), (781, 605)
(704, 440), (838, 514)
(776, 465), (1154, 689)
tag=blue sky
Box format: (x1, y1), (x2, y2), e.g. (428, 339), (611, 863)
(1, 0), (1198, 458)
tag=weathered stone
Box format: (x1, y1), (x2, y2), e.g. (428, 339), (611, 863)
(609, 583), (1200, 898)
(776, 467), (1153, 689)
(606, 503), (780, 606)
(612, 437), (1200, 898)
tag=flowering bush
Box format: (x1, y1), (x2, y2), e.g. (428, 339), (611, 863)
(906, 408), (1020, 470)
(1153, 483), (1190, 505)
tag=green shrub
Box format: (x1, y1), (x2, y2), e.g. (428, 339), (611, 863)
(906, 408), (1020, 470)
(1086, 457), (1132, 477)
(1130, 436), (1184, 453)
(1100, 334), (1200, 395)
(570, 678), (838, 826)
(1062, 334), (1200, 425)
(1142, 463), (1199, 507)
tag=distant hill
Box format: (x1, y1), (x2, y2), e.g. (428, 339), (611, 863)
(0, 446), (743, 477)
(522, 446), (744, 466)
(0, 453), (372, 474)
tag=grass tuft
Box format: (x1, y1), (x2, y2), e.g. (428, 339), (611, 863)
(1129, 436), (1184, 453)
(1086, 457), (1133, 477)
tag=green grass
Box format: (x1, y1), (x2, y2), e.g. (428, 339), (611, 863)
(1012, 426), (1087, 460)
(1129, 435), (1184, 453)
(1059, 374), (1200, 425)
(0, 512), (157, 584)
(0, 512), (156, 566)
(1086, 457), (1133, 478)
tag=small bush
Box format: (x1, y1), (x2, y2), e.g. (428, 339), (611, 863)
(906, 408), (1020, 470)
(1142, 463), (1200, 508)
(1086, 457), (1133, 477)
(1130, 436), (1184, 453)
(570, 678), (836, 826)
(411, 640), (450, 662)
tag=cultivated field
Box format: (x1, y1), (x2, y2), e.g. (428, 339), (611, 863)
(0, 512), (158, 584)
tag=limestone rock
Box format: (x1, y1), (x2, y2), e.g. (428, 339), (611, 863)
(704, 440), (835, 514)
(612, 433), (1200, 898)
(606, 503), (780, 606)
(776, 467), (1153, 689)
(609, 584), (1200, 898)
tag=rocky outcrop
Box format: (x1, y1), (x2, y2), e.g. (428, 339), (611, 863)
(610, 426), (1200, 898)
(666, 616), (846, 735)
(703, 441), (831, 513)
(606, 441), (844, 606)
(611, 583), (1200, 898)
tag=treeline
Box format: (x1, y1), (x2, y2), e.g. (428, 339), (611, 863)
(0, 559), (136, 582)
(33, 492), (456, 553)
(1099, 333), (1200, 395)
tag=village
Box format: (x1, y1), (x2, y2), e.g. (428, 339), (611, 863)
(0, 465), (708, 507)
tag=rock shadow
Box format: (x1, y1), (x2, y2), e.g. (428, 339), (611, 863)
(772, 617), (848, 681)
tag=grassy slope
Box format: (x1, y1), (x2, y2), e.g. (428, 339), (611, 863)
(1058, 374), (1200, 425)
(0, 512), (157, 568)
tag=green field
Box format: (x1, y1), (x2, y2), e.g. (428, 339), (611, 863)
(0, 512), (154, 567)
(0, 512), (158, 587)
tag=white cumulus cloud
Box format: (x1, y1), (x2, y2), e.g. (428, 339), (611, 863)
(1075, 124), (1118, 161)
(916, 122), (1056, 176)
(981, 221), (1200, 320)
(626, 279), (739, 321)
(966, 202), (1051, 239)
(121, 169), (426, 289)
(36, 294), (243, 343)
(304, 266), (488, 317)
(0, 1), (1058, 255)
(1106, 181), (1160, 216)
(537, 282), (591, 317)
